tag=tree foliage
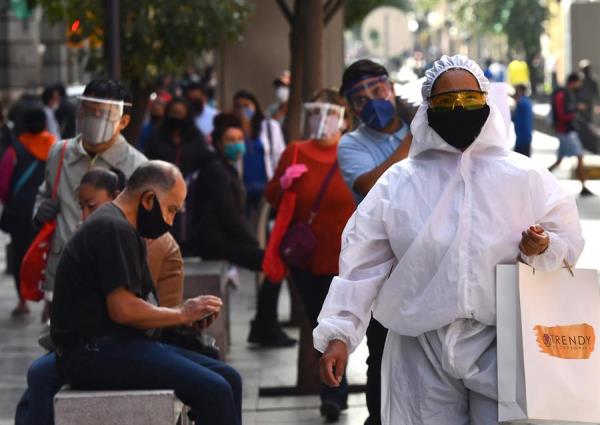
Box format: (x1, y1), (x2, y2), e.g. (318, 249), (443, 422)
(449, 0), (548, 60)
(345, 0), (412, 28)
(32, 0), (254, 89)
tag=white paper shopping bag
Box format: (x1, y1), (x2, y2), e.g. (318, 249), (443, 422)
(497, 263), (600, 424)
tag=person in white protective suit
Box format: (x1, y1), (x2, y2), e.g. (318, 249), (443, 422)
(313, 55), (585, 425)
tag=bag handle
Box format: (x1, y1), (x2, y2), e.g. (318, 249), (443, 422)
(51, 141), (68, 200)
(308, 161), (338, 224)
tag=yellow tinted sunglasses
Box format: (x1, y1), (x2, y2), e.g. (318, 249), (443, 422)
(429, 90), (487, 112)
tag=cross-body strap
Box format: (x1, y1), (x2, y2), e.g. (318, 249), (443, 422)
(51, 141), (69, 200)
(308, 161), (339, 223)
(12, 161), (40, 195)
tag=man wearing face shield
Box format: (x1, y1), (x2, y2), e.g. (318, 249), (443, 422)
(50, 161), (241, 425)
(315, 55), (584, 424)
(336, 59), (413, 425)
(33, 78), (147, 306)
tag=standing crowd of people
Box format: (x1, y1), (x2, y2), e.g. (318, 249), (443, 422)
(0, 53), (592, 425)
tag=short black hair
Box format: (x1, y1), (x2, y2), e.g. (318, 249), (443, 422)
(83, 78), (133, 115)
(515, 84), (528, 95)
(183, 82), (207, 97)
(126, 161), (178, 194)
(42, 86), (58, 105)
(340, 59), (389, 96)
(567, 72), (582, 85)
(80, 167), (126, 198)
(212, 112), (243, 146)
(23, 107), (47, 134)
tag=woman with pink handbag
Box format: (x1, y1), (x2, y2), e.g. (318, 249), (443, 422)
(264, 89), (355, 422)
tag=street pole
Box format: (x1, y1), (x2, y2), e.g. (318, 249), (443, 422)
(105, 0), (121, 80)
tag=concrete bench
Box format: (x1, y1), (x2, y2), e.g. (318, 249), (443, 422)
(54, 389), (191, 425)
(183, 258), (230, 358)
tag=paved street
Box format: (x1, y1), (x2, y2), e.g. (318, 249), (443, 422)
(0, 130), (598, 424)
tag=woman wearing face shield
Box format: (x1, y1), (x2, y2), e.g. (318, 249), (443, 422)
(264, 89), (355, 422)
(314, 55), (584, 425)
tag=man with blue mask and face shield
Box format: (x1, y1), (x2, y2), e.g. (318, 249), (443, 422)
(336, 60), (413, 425)
(33, 78), (146, 313)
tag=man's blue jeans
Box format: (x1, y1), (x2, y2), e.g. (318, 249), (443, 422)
(59, 337), (242, 425)
(15, 353), (62, 425)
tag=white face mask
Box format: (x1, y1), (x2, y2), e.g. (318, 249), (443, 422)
(301, 102), (345, 140)
(276, 86), (290, 103)
(79, 115), (117, 145)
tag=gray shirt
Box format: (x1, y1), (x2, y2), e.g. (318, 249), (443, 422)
(34, 134), (147, 295)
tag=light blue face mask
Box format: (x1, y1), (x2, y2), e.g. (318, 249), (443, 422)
(223, 141), (246, 161)
(242, 106), (255, 121)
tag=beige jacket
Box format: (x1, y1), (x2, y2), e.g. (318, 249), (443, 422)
(146, 233), (184, 308)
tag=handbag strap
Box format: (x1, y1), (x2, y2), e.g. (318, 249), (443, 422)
(12, 161), (40, 195)
(308, 161), (339, 224)
(51, 141), (68, 200)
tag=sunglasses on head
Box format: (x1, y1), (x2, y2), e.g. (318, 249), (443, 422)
(429, 90), (487, 112)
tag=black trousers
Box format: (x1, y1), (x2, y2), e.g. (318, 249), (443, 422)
(9, 225), (35, 300)
(365, 318), (388, 425)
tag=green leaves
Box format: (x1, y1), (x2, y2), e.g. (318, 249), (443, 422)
(32, 0), (254, 89)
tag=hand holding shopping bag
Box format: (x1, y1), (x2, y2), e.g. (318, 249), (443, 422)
(497, 262), (600, 424)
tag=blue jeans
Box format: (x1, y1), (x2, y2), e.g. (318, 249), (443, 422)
(59, 338), (242, 425)
(15, 353), (63, 425)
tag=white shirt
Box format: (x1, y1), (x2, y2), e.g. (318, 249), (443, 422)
(314, 103), (584, 353)
(194, 104), (219, 140)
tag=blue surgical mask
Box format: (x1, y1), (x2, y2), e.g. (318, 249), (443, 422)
(223, 141), (246, 161)
(359, 98), (396, 131)
(242, 106), (255, 121)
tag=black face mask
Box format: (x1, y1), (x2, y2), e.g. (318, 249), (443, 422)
(427, 105), (490, 150)
(189, 99), (204, 115)
(165, 117), (186, 131)
(137, 192), (171, 239)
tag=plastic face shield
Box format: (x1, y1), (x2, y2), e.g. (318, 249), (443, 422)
(344, 75), (394, 112)
(77, 96), (132, 145)
(429, 90), (487, 112)
(301, 102), (345, 140)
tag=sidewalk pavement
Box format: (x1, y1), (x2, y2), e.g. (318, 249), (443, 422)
(0, 130), (599, 424)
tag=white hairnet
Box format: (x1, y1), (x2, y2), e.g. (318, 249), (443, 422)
(421, 54), (490, 100)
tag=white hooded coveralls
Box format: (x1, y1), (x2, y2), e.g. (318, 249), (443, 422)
(313, 93), (584, 423)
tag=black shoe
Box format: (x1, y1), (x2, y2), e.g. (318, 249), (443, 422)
(581, 186), (594, 197)
(247, 321), (297, 347)
(320, 400), (341, 422)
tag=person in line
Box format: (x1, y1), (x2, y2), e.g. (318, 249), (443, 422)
(266, 70), (291, 126)
(184, 82), (219, 141)
(512, 84), (534, 157)
(54, 84), (77, 139)
(548, 73), (593, 196)
(33, 78), (147, 312)
(50, 161), (242, 425)
(0, 107), (56, 316)
(15, 166), (189, 425)
(315, 55), (584, 425)
(41, 86), (61, 141)
(336, 59), (413, 425)
(137, 99), (166, 151)
(233, 89), (286, 217)
(576, 59), (598, 124)
(265, 89), (355, 421)
(144, 97), (207, 178)
(188, 112), (295, 347)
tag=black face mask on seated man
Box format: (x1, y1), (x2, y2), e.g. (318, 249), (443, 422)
(427, 105), (490, 151)
(137, 192), (172, 239)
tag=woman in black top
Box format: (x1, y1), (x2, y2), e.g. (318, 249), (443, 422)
(144, 97), (207, 177)
(191, 113), (295, 348)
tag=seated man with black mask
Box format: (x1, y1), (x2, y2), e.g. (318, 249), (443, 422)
(50, 160), (242, 425)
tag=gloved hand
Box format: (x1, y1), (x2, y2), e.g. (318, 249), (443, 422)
(35, 199), (60, 224)
(280, 164), (308, 190)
